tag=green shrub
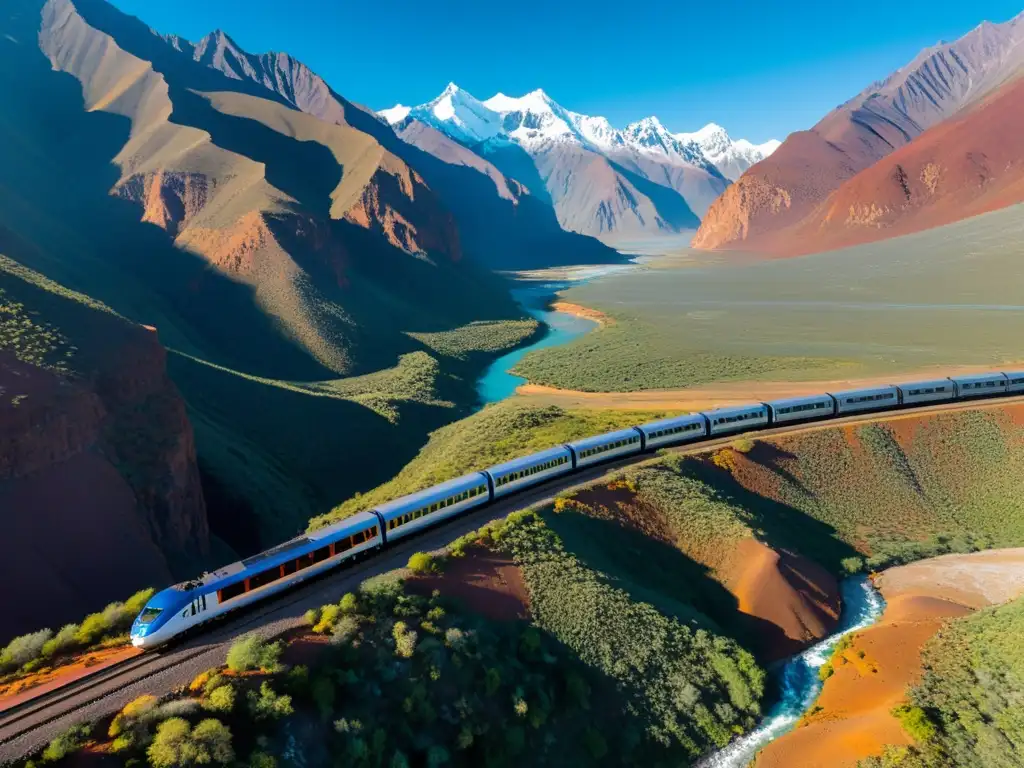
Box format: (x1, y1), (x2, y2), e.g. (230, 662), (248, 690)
(203, 684), (236, 714)
(339, 593), (359, 614)
(406, 552), (438, 574)
(392, 621), (418, 658)
(303, 608), (321, 627)
(40, 624), (80, 658)
(41, 723), (90, 763)
(246, 682), (293, 721)
(313, 605), (341, 634)
(819, 662), (834, 681)
(732, 438), (756, 454)
(147, 718), (234, 768)
(892, 704), (937, 743)
(248, 751), (277, 768)
(0, 629), (53, 672)
(225, 635), (283, 674)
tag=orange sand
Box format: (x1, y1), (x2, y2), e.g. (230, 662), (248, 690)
(516, 363), (1024, 412)
(0, 645), (140, 713)
(730, 539), (840, 660)
(549, 301), (612, 326)
(754, 549), (1024, 768)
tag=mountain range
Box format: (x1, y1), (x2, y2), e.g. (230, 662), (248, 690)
(694, 11), (1024, 255)
(380, 85), (780, 240)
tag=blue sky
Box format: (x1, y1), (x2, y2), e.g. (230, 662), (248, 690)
(111, 0), (1022, 143)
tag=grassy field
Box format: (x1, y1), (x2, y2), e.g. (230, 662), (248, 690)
(513, 204), (1024, 392)
(309, 400), (683, 529)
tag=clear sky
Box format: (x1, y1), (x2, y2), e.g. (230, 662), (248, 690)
(110, 0), (1022, 144)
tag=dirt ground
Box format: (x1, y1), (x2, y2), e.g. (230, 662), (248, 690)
(0, 645), (140, 713)
(754, 549), (1024, 768)
(408, 547), (531, 622)
(516, 363), (1024, 412)
(729, 539), (840, 661)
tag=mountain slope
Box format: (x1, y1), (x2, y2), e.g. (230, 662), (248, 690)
(693, 12), (1024, 253)
(0, 0), (540, 569)
(783, 73), (1024, 255)
(380, 85), (761, 238)
(165, 34), (622, 268)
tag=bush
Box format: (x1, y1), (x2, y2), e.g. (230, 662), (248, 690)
(392, 621), (418, 658)
(247, 682), (293, 721)
(203, 684), (236, 714)
(303, 608), (322, 627)
(41, 624), (80, 658)
(41, 723), (90, 762)
(313, 605), (341, 634)
(109, 695), (159, 738)
(732, 438), (756, 454)
(892, 704), (937, 743)
(339, 593), (359, 614)
(249, 752), (277, 768)
(407, 552), (438, 574)
(226, 635), (283, 673)
(147, 718), (234, 768)
(0, 629), (53, 672)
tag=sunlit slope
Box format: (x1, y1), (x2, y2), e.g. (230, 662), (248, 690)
(0, 0), (530, 547)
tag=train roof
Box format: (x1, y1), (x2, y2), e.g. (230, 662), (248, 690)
(373, 472), (488, 518)
(307, 511), (381, 542)
(765, 393), (834, 409)
(828, 385), (898, 398)
(567, 427), (642, 451)
(485, 445), (572, 476)
(636, 413), (706, 432)
(702, 403), (767, 419)
(1003, 370), (1024, 379)
(893, 378), (953, 390)
(949, 371), (1008, 384)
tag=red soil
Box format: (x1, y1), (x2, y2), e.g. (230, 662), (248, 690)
(408, 548), (530, 622)
(729, 539), (840, 660)
(756, 549), (1024, 768)
(0, 645), (141, 713)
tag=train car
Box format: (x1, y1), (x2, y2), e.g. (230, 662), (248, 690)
(636, 414), (708, 450)
(950, 372), (1009, 399)
(130, 512), (383, 648)
(765, 394), (835, 426)
(830, 386), (899, 415)
(1004, 370), (1024, 394)
(895, 379), (956, 406)
(567, 428), (644, 469)
(704, 404), (769, 436)
(374, 472), (490, 543)
(484, 446), (574, 500)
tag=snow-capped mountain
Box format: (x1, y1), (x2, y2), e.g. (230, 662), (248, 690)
(379, 85), (768, 238)
(676, 123), (781, 181)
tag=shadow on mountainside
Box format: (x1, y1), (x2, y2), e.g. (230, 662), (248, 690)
(546, 509), (806, 661)
(681, 449), (862, 576)
(607, 159), (701, 231)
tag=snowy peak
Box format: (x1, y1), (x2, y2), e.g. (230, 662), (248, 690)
(676, 123), (780, 181)
(378, 84), (777, 179)
(380, 82), (502, 144)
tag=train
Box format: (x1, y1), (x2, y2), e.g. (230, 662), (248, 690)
(130, 369), (1024, 648)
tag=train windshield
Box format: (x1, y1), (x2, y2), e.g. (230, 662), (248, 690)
(137, 607), (162, 625)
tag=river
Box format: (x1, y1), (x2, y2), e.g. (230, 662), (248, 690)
(475, 281), (597, 405)
(698, 576), (886, 768)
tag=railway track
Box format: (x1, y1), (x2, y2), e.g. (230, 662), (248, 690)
(3, 394), (1023, 762)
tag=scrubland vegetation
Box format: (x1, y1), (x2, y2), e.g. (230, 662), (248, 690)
(310, 401), (678, 529)
(0, 589), (152, 678)
(860, 595), (1024, 767)
(514, 217), (1024, 393)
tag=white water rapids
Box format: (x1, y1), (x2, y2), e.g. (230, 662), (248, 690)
(697, 576), (886, 768)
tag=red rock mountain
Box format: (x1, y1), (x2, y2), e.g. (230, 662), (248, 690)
(693, 12), (1024, 255)
(0, 261), (208, 640)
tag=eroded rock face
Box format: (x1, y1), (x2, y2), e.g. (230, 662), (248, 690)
(693, 11), (1024, 254)
(0, 323), (209, 642)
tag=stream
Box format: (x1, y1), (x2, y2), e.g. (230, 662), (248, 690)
(475, 281), (598, 406)
(699, 575), (886, 767)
